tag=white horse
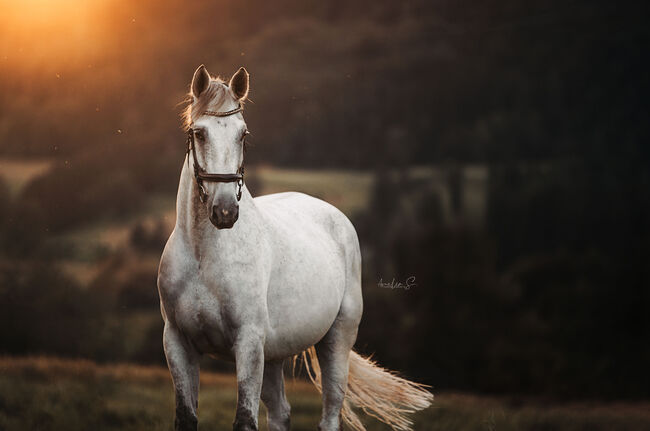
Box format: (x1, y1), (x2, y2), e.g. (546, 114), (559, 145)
(157, 65), (432, 431)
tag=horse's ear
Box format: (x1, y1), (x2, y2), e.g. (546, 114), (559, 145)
(229, 67), (249, 101)
(191, 64), (211, 97)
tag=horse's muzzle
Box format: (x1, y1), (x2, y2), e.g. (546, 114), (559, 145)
(210, 203), (239, 229)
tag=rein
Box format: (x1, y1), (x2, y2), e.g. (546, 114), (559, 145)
(186, 103), (245, 203)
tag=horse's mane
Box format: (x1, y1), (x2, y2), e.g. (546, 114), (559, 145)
(181, 77), (237, 130)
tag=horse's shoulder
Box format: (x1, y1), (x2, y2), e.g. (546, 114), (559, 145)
(158, 229), (193, 289)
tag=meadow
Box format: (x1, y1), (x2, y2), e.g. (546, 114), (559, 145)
(1, 356), (649, 431)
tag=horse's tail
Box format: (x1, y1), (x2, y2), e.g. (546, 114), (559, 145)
(301, 347), (433, 431)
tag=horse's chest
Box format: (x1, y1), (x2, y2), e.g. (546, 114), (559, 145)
(171, 283), (235, 357)
(159, 235), (264, 357)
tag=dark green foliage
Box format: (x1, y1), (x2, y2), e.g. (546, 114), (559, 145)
(355, 157), (650, 398)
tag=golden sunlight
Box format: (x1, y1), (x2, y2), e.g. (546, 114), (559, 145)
(1, 0), (101, 23)
(0, 0), (113, 65)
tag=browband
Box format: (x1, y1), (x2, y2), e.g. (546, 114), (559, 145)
(203, 105), (243, 117)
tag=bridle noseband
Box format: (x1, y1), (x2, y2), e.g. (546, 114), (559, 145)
(186, 104), (245, 203)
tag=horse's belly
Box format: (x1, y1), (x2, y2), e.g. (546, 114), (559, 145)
(173, 273), (344, 361)
(263, 264), (345, 359)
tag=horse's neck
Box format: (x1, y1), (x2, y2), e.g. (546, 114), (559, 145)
(174, 156), (257, 255)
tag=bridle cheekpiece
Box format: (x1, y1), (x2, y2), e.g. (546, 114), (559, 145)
(186, 103), (245, 203)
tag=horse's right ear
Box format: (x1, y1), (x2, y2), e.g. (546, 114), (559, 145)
(191, 65), (211, 97)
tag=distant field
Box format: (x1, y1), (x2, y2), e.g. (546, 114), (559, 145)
(55, 166), (377, 283)
(253, 166), (375, 216)
(1, 356), (649, 431)
(0, 160), (486, 289)
(56, 164), (484, 258)
(0, 158), (52, 196)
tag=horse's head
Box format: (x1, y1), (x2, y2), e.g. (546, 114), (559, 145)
(185, 65), (250, 229)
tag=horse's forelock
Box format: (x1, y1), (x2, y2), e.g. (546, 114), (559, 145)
(181, 78), (233, 130)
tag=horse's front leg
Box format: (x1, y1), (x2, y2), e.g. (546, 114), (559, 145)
(163, 322), (201, 431)
(232, 326), (265, 431)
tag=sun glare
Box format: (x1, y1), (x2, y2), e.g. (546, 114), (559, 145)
(1, 0), (100, 22)
(0, 0), (112, 64)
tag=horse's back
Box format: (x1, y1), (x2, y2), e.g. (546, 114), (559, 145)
(254, 191), (359, 251)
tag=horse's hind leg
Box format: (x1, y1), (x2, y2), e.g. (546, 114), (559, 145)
(315, 293), (362, 431)
(261, 359), (291, 431)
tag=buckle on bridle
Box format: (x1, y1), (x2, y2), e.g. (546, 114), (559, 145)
(198, 182), (208, 203)
(236, 174), (244, 202)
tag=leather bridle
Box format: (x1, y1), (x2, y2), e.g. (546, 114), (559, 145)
(186, 104), (245, 203)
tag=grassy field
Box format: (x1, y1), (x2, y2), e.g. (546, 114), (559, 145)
(1, 356), (649, 431)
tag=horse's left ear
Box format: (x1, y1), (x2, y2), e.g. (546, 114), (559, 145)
(229, 67), (249, 101)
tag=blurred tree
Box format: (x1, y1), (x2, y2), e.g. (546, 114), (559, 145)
(355, 161), (650, 398)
